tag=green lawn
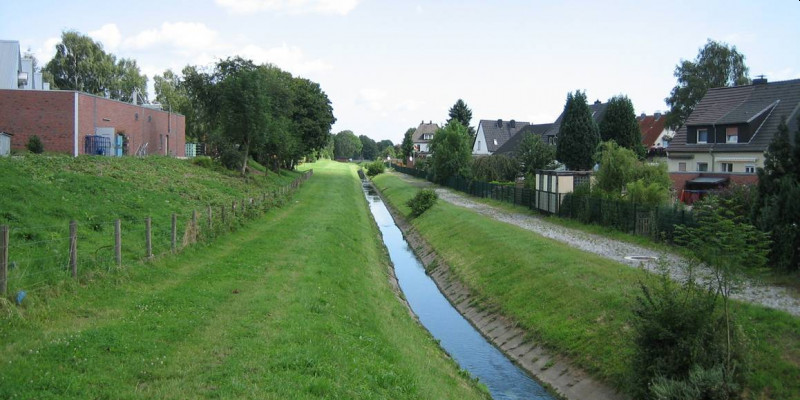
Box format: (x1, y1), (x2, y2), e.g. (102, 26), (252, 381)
(374, 171), (800, 399)
(0, 160), (489, 399)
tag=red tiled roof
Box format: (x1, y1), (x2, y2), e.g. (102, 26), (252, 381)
(639, 114), (668, 147)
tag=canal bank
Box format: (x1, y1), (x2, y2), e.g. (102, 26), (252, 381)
(366, 180), (625, 400)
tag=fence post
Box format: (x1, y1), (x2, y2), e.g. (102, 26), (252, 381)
(207, 206), (213, 232)
(69, 220), (77, 279)
(241, 199), (246, 217)
(114, 219), (122, 267)
(171, 214), (177, 253)
(1, 225), (8, 296)
(146, 217), (153, 259)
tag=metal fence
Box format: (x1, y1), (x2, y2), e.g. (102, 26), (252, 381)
(390, 164), (694, 240)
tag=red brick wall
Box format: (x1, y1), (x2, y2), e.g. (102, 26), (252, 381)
(0, 89), (75, 153)
(669, 172), (759, 191)
(0, 90), (185, 157)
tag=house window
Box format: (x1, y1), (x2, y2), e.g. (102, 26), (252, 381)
(697, 162), (708, 172)
(477, 141), (481, 151)
(548, 136), (556, 145)
(745, 165), (756, 174)
(697, 128), (708, 144)
(678, 162), (686, 172)
(726, 127), (738, 143)
(493, 139), (498, 146)
(720, 162), (733, 172)
(423, 133), (433, 140)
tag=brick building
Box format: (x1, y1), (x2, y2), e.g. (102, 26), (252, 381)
(0, 89), (185, 157)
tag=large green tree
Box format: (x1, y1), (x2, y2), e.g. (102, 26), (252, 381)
(429, 120), (472, 183)
(154, 69), (198, 140)
(359, 135), (378, 160)
(665, 40), (750, 130)
(400, 127), (415, 161)
(376, 139), (394, 153)
(109, 58), (148, 103)
(599, 95), (643, 153)
(516, 133), (555, 174)
(333, 130), (361, 159)
(556, 91), (600, 171)
(447, 99), (475, 137)
(45, 31), (117, 96)
(289, 77), (336, 158)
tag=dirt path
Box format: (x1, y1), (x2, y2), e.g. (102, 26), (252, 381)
(392, 172), (800, 317)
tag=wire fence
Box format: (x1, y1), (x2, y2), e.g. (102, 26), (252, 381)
(0, 170), (313, 298)
(391, 164), (695, 240)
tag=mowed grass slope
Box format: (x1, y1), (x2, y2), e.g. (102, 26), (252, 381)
(373, 172), (800, 399)
(0, 160), (489, 399)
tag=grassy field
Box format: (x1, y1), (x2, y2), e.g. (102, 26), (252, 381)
(0, 155), (301, 295)
(0, 160), (489, 399)
(373, 171), (800, 399)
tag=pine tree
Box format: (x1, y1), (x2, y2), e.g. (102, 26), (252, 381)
(757, 116), (793, 196)
(600, 95), (642, 151)
(447, 99), (475, 137)
(556, 91), (600, 170)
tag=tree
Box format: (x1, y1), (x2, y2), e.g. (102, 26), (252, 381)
(289, 78), (336, 158)
(429, 120), (472, 183)
(594, 141), (671, 206)
(665, 40), (750, 130)
(45, 31), (117, 96)
(400, 127), (415, 161)
(447, 99), (475, 137)
(379, 145), (396, 160)
(599, 95), (642, 153)
(359, 135), (378, 160)
(376, 139), (394, 153)
(154, 69), (197, 139)
(333, 130), (361, 159)
(516, 133), (556, 174)
(556, 91), (600, 170)
(109, 58), (148, 103)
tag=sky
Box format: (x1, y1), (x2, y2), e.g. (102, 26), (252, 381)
(2, 0), (799, 144)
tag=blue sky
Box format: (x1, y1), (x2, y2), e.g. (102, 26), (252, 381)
(2, 0), (799, 144)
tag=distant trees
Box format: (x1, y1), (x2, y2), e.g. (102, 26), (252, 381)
(447, 99), (475, 137)
(45, 30), (147, 101)
(333, 130), (361, 159)
(600, 95), (644, 156)
(400, 127), (415, 161)
(665, 40), (750, 130)
(359, 135), (378, 160)
(429, 121), (472, 183)
(556, 91), (600, 171)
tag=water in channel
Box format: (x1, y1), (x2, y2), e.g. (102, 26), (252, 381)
(363, 181), (554, 400)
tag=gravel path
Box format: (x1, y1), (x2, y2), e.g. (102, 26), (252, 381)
(394, 173), (800, 317)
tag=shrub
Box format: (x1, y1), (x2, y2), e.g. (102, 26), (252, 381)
(26, 135), (44, 154)
(471, 154), (519, 182)
(192, 156), (215, 169)
(366, 160), (386, 177)
(406, 189), (438, 217)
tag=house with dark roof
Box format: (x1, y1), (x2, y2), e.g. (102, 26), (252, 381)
(472, 119), (530, 155)
(412, 120), (439, 157)
(540, 100), (609, 145)
(638, 112), (674, 158)
(666, 78), (800, 195)
(493, 123), (553, 156)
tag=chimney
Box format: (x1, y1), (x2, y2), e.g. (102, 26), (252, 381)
(509, 119), (516, 128)
(429, 120), (432, 124)
(496, 119), (503, 128)
(753, 75), (768, 85)
(595, 99), (601, 105)
(640, 112), (646, 120)
(654, 112), (662, 120)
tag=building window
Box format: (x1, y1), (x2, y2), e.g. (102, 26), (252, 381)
(697, 128), (708, 144)
(726, 127), (738, 143)
(678, 162), (686, 172)
(721, 162), (733, 172)
(493, 139), (498, 146)
(548, 136), (556, 145)
(745, 165), (756, 174)
(697, 162), (708, 172)
(423, 133), (433, 140)
(477, 141), (481, 151)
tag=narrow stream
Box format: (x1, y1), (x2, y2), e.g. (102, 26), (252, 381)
(363, 181), (554, 400)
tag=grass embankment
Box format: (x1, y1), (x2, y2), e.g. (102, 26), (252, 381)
(0, 160), (489, 399)
(0, 155), (300, 295)
(373, 172), (800, 399)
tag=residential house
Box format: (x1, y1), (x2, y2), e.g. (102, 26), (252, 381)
(666, 78), (800, 199)
(540, 100), (609, 145)
(638, 112), (674, 158)
(472, 119), (530, 155)
(493, 123), (554, 156)
(412, 120), (439, 157)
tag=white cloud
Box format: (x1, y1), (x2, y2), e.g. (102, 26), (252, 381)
(358, 88), (387, 111)
(215, 0), (360, 15)
(396, 99), (423, 112)
(240, 43), (332, 75)
(123, 22), (220, 51)
(89, 23), (122, 51)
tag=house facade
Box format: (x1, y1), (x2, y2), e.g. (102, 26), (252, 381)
(0, 89), (185, 157)
(666, 78), (800, 194)
(412, 120), (439, 156)
(472, 119), (530, 155)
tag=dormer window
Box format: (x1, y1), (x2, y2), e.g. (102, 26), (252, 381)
(726, 127), (738, 143)
(697, 128), (708, 144)
(493, 139), (498, 146)
(423, 133), (433, 140)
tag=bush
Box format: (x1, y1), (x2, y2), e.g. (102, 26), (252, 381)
(366, 160), (386, 177)
(192, 156), (215, 169)
(406, 189), (438, 217)
(26, 135), (44, 154)
(471, 154), (519, 182)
